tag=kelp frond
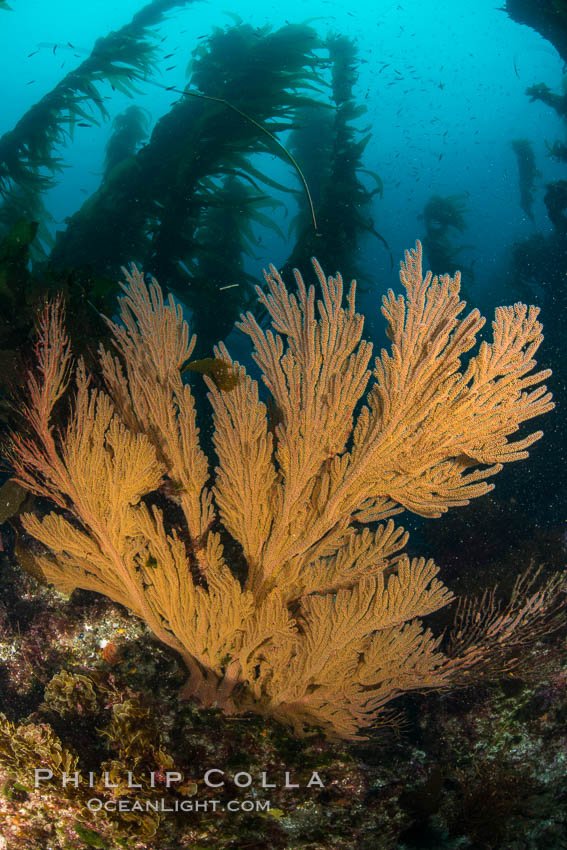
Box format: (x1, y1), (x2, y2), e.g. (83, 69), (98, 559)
(0, 0), (200, 201)
(283, 33), (391, 283)
(49, 22), (330, 348)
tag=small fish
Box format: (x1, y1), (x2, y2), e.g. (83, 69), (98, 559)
(166, 65), (176, 71)
(164, 52), (175, 59)
(77, 122), (91, 127)
(27, 49), (39, 57)
(182, 357), (241, 391)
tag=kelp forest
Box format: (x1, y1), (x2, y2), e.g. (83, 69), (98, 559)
(0, 1), (384, 395)
(1, 0), (566, 531)
(1, 1), (567, 848)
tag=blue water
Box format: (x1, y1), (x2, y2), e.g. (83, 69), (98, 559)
(1, 0), (564, 297)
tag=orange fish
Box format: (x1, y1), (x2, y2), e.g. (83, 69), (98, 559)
(182, 357), (241, 391)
